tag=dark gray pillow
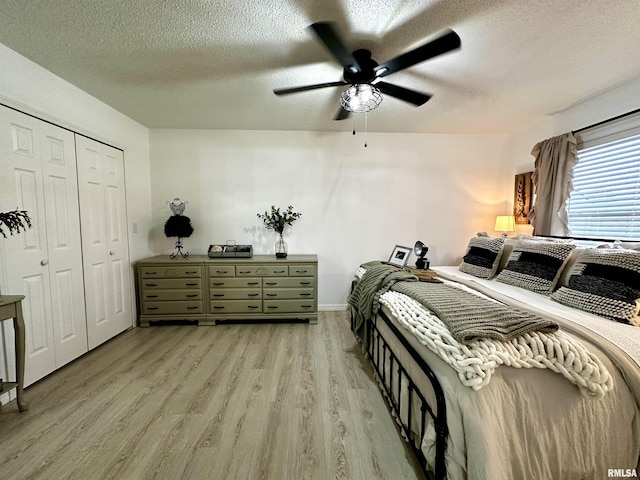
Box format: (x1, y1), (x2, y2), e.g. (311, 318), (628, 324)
(459, 236), (505, 279)
(495, 239), (575, 295)
(551, 248), (640, 325)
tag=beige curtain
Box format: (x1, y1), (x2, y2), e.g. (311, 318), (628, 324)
(528, 132), (578, 236)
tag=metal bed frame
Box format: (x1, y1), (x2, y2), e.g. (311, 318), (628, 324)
(351, 306), (449, 480)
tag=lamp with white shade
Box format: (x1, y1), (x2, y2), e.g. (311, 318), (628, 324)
(494, 215), (516, 237)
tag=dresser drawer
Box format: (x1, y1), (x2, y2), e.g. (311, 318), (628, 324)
(142, 290), (202, 301)
(262, 277), (315, 288)
(210, 288), (261, 300)
(209, 277), (261, 288)
(141, 278), (201, 290)
(236, 265), (288, 276)
(208, 265), (236, 277)
(263, 287), (314, 300)
(210, 300), (262, 313)
(140, 266), (202, 278)
(289, 265), (316, 276)
(143, 301), (203, 314)
(263, 299), (315, 314)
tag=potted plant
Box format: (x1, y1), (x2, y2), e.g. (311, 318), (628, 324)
(257, 205), (301, 258)
(0, 208), (32, 298)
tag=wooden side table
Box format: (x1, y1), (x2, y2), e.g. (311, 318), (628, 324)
(0, 295), (28, 412)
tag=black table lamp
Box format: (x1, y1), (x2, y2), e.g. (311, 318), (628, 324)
(414, 241), (429, 270)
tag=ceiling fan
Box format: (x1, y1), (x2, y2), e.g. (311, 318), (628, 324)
(274, 22), (461, 120)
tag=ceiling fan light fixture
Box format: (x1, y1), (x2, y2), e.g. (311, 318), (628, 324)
(340, 84), (383, 113)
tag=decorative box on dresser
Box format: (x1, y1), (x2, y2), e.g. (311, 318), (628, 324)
(136, 254), (318, 326)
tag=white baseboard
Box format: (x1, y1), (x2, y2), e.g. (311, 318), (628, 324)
(318, 304), (348, 312)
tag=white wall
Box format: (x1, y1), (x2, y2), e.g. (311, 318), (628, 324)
(504, 77), (640, 176)
(150, 129), (512, 308)
(0, 43), (152, 402)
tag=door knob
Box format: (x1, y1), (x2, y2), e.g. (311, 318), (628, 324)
(40, 259), (49, 266)
(109, 250), (115, 255)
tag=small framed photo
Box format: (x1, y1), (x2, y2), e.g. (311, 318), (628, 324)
(387, 245), (411, 268)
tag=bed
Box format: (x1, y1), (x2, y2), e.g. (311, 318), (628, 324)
(349, 237), (640, 480)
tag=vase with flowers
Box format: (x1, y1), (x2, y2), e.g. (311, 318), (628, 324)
(257, 205), (302, 258)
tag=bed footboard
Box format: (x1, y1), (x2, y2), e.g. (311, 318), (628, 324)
(352, 307), (449, 480)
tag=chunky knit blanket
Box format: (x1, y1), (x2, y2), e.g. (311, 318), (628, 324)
(348, 262), (416, 343)
(392, 281), (559, 344)
(380, 290), (613, 398)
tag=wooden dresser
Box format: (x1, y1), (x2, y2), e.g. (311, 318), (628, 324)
(137, 255), (318, 326)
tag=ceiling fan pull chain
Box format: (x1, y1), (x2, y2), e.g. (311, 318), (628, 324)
(364, 112), (368, 147)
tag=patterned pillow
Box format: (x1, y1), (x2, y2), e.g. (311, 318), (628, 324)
(551, 248), (640, 326)
(459, 236), (505, 279)
(495, 239), (575, 294)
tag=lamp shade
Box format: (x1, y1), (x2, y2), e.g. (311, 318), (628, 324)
(494, 215), (516, 233)
(340, 84), (383, 113)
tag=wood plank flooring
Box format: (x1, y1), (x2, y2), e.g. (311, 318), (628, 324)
(0, 311), (424, 480)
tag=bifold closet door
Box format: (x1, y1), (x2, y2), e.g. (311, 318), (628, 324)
(75, 135), (132, 349)
(0, 106), (88, 386)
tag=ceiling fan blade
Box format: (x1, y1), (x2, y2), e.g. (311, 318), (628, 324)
(308, 22), (360, 71)
(334, 106), (350, 121)
(376, 82), (432, 106)
(274, 81), (348, 95)
(375, 30), (461, 78)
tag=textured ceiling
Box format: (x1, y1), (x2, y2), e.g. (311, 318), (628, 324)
(1, 0), (640, 134)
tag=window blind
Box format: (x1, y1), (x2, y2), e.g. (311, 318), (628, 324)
(567, 134), (640, 240)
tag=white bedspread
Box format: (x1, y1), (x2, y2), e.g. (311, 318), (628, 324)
(433, 266), (640, 368)
(379, 289), (612, 397)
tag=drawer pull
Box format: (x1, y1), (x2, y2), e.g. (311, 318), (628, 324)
(247, 293), (259, 297)
(247, 282), (259, 285)
(238, 270), (251, 275)
(266, 293), (277, 297)
(146, 272), (158, 275)
(186, 294), (198, 298)
(299, 293), (311, 297)
(216, 270), (228, 274)
(296, 270), (308, 274)
(212, 282), (225, 286)
(186, 283), (198, 286)
(187, 306), (199, 310)
(267, 306), (279, 310)
(213, 306), (225, 310)
(300, 282), (311, 285)
(274, 270), (286, 274)
(146, 295), (159, 298)
(301, 305), (312, 309)
(186, 271), (198, 274)
(265, 282), (277, 286)
(145, 283), (158, 287)
(248, 306), (259, 309)
(213, 294), (225, 297)
(147, 307), (159, 311)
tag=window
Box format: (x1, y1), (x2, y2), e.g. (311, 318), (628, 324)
(568, 113), (640, 240)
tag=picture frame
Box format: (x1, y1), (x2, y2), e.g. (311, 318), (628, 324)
(387, 245), (412, 268)
(514, 171), (533, 224)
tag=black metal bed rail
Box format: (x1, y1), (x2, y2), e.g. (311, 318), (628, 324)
(361, 310), (448, 480)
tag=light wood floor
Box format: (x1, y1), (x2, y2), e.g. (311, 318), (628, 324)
(0, 311), (424, 480)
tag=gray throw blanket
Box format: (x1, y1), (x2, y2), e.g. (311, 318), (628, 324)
(348, 262), (417, 343)
(392, 281), (559, 344)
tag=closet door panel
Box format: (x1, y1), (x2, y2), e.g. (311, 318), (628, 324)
(1, 106), (87, 385)
(40, 124), (88, 366)
(0, 109), (56, 384)
(76, 136), (132, 349)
